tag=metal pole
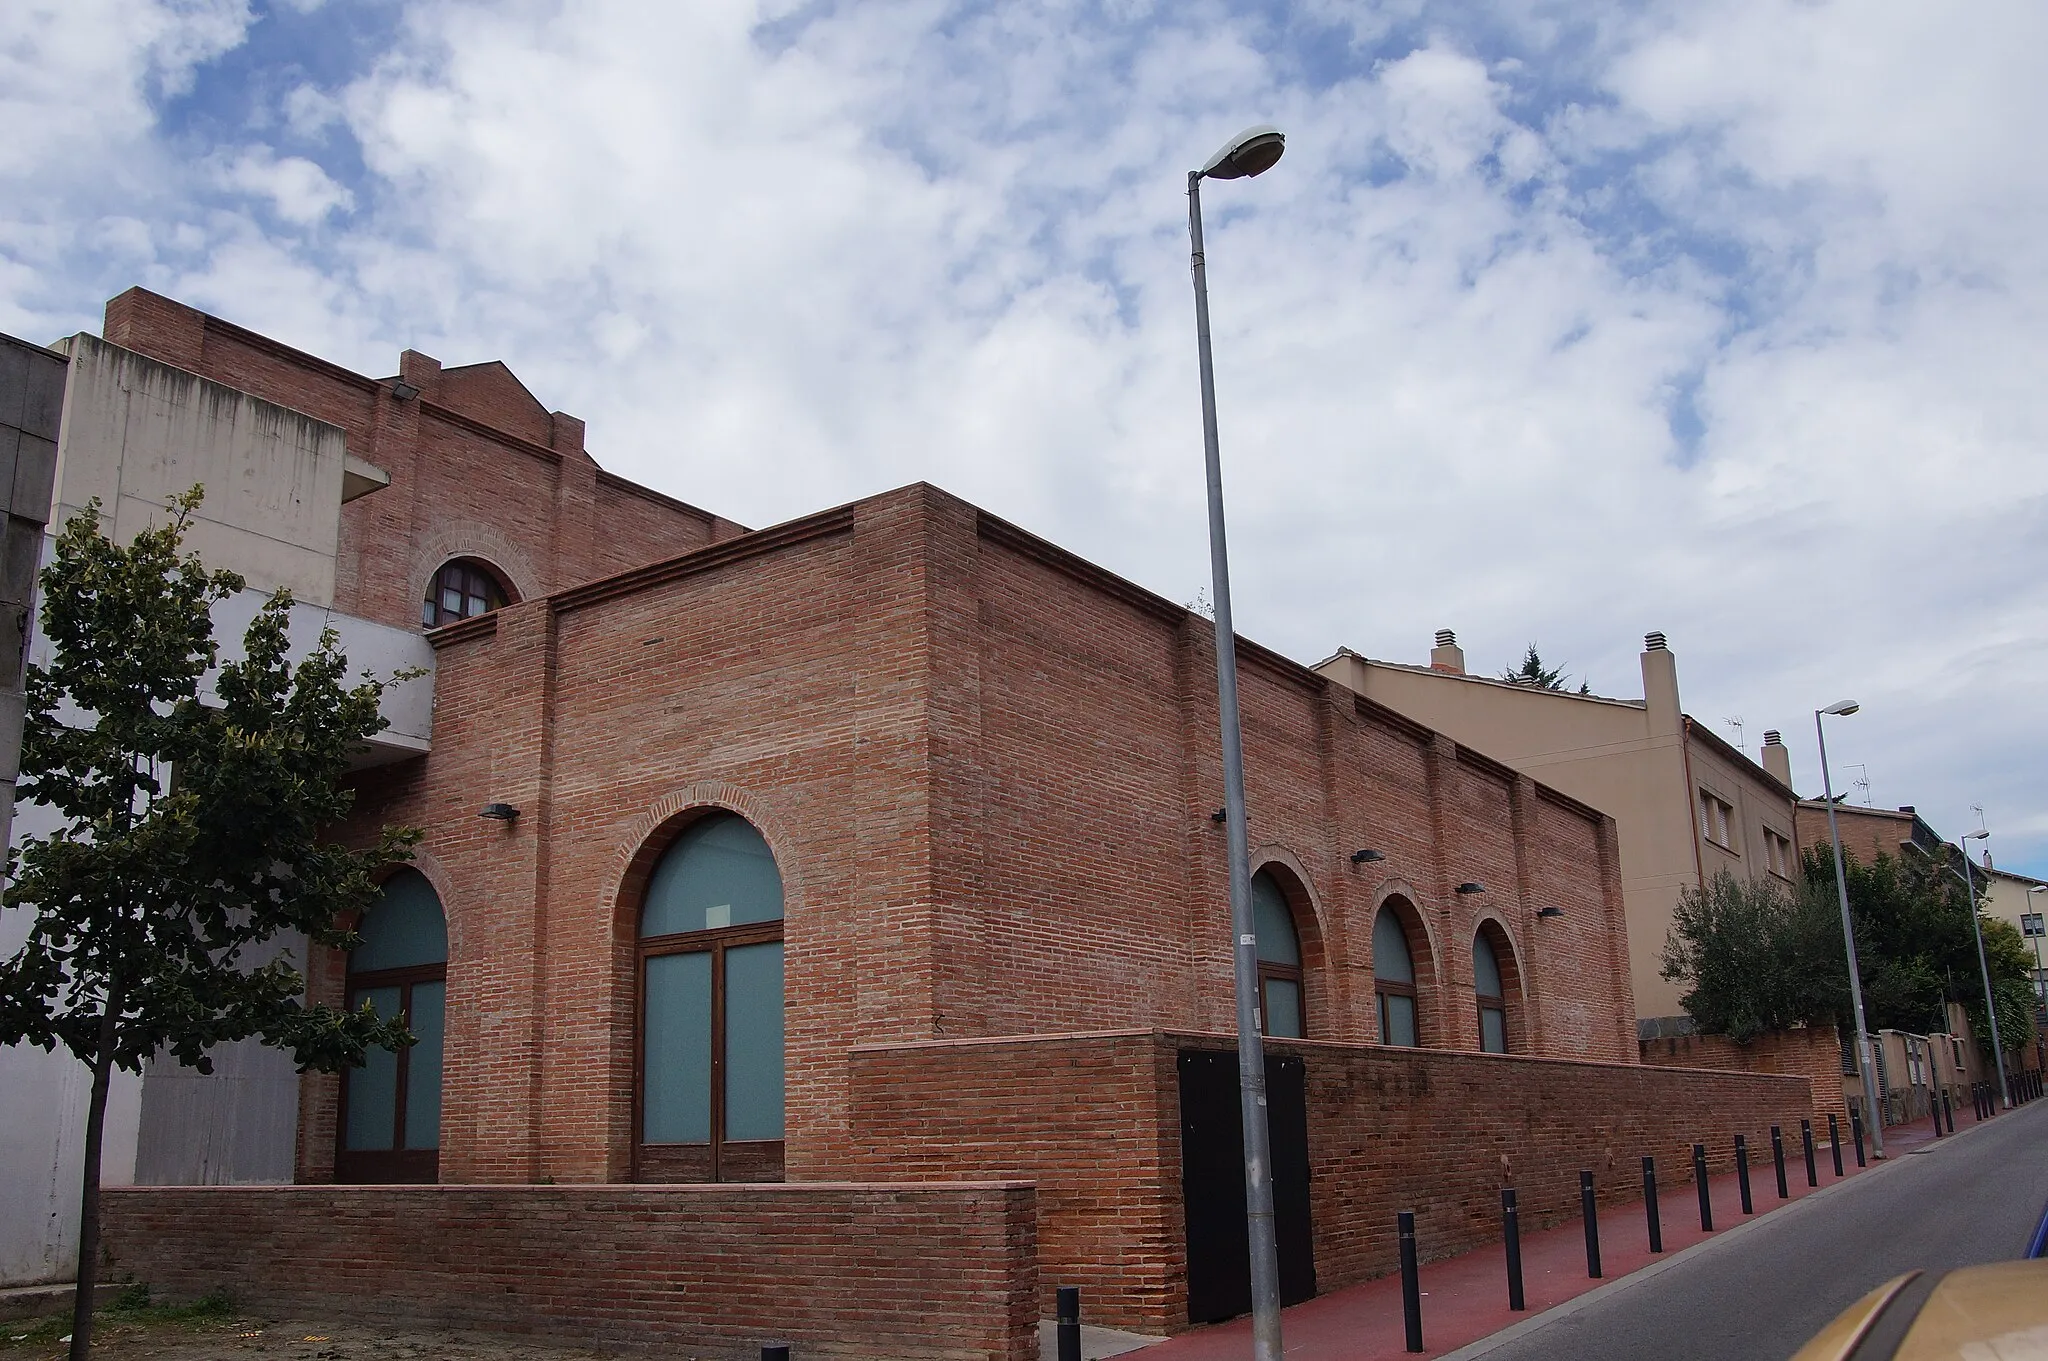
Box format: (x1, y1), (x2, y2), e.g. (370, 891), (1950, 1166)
(1817, 711), (1885, 1158)
(1187, 169), (1282, 1361)
(1501, 1188), (1525, 1312)
(1958, 849), (2011, 1110)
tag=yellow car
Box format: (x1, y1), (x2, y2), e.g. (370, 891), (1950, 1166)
(1790, 1261), (2048, 1361)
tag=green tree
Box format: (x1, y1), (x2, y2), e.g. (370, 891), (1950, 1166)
(1799, 845), (2036, 1063)
(0, 493), (419, 1361)
(1660, 871), (1847, 1041)
(1500, 643), (1592, 695)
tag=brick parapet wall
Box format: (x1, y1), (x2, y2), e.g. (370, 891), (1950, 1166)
(1640, 1026), (1848, 1130)
(846, 1029), (1813, 1335)
(100, 1183), (1037, 1361)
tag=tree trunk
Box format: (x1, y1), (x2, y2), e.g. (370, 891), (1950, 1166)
(69, 989), (121, 1361)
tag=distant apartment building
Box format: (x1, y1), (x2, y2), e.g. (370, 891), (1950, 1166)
(1974, 859), (2047, 1071)
(1791, 799), (1945, 871)
(1316, 631), (1803, 1032)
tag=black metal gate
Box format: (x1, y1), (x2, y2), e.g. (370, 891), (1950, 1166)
(1178, 1048), (1316, 1325)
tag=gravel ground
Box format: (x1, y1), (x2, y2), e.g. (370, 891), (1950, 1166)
(1, 1309), (640, 1361)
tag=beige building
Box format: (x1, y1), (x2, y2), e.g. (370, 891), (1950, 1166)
(1315, 631), (1802, 1030)
(1975, 859), (2047, 1070)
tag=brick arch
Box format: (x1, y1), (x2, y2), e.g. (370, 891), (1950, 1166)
(1249, 845), (1329, 1038)
(598, 782), (807, 1179)
(1470, 911), (1528, 1054)
(1369, 881), (1441, 1048)
(408, 521), (543, 615)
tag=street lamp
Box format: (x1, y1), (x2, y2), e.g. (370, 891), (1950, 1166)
(1958, 830), (2011, 1110)
(1186, 121), (1287, 1361)
(1815, 700), (1885, 1158)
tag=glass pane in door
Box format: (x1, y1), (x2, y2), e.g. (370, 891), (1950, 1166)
(344, 985), (403, 1150)
(723, 942), (785, 1141)
(403, 980), (445, 1149)
(642, 952), (713, 1143)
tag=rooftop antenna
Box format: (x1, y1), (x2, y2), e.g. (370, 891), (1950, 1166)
(1722, 716), (1746, 752)
(1848, 764), (1872, 807)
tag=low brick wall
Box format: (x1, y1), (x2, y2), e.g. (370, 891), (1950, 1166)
(1640, 1026), (1848, 1130)
(100, 1183), (1037, 1361)
(849, 1030), (1814, 1335)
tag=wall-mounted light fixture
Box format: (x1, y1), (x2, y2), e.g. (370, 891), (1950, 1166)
(479, 802), (520, 821)
(1535, 906), (1564, 919)
(1350, 848), (1386, 864)
(1455, 881), (1486, 895)
(1211, 808), (1228, 823)
(390, 379), (423, 401)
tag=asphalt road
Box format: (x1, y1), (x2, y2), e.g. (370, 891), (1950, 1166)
(1452, 1099), (2048, 1361)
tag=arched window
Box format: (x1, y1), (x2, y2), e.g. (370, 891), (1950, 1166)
(636, 812), (785, 1183)
(1374, 905), (1419, 1048)
(1252, 869), (1304, 1039)
(422, 558), (512, 628)
(1474, 930), (1508, 1053)
(338, 870), (447, 1183)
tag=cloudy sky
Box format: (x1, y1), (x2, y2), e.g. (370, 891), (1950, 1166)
(6, 0), (2046, 875)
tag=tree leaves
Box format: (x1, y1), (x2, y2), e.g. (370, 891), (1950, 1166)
(0, 491), (421, 1078)
(1662, 841), (2039, 1059)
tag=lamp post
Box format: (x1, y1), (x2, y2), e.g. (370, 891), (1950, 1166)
(1187, 122), (1287, 1361)
(1816, 701), (1884, 1158)
(1958, 830), (2010, 1110)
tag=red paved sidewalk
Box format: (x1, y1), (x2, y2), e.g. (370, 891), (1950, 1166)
(1137, 1112), (1960, 1360)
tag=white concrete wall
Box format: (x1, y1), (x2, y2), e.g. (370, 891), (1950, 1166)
(3, 338), (427, 1284)
(49, 334), (350, 607)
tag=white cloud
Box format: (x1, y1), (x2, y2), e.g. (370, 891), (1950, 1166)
(4, 0), (2047, 867)
(215, 147), (354, 223)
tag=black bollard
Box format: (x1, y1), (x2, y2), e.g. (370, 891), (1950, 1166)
(1581, 1170), (1603, 1279)
(1735, 1134), (1753, 1215)
(1851, 1108), (1866, 1167)
(1771, 1125), (1788, 1199)
(1642, 1156), (1662, 1253)
(1501, 1188), (1525, 1312)
(762, 1348), (791, 1361)
(1056, 1286), (1081, 1361)
(1829, 1113), (1844, 1178)
(1693, 1143), (1713, 1232)
(1802, 1119), (1817, 1187)
(1399, 1210), (1424, 1353)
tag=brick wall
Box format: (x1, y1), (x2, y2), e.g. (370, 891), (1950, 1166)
(100, 1183), (1037, 1361)
(846, 1030), (1814, 1335)
(1641, 1027), (1848, 1131)
(303, 483), (1642, 1188)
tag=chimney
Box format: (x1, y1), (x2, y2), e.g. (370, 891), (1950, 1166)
(1760, 729), (1792, 785)
(1430, 629), (1465, 675)
(1640, 631), (1679, 737)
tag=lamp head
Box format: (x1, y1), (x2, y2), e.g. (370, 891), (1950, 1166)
(1200, 125), (1286, 180)
(1820, 700), (1859, 717)
(1535, 906), (1564, 919)
(1351, 848), (1386, 864)
(2028, 885), (2046, 896)
(1964, 830), (1989, 841)
(1455, 881), (1486, 895)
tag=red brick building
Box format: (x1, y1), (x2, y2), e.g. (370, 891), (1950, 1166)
(91, 291), (1816, 1354)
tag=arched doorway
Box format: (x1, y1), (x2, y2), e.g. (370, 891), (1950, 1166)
(1251, 869), (1306, 1038)
(635, 811), (786, 1182)
(337, 869), (446, 1183)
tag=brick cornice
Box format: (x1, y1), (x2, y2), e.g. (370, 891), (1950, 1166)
(549, 505), (856, 615)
